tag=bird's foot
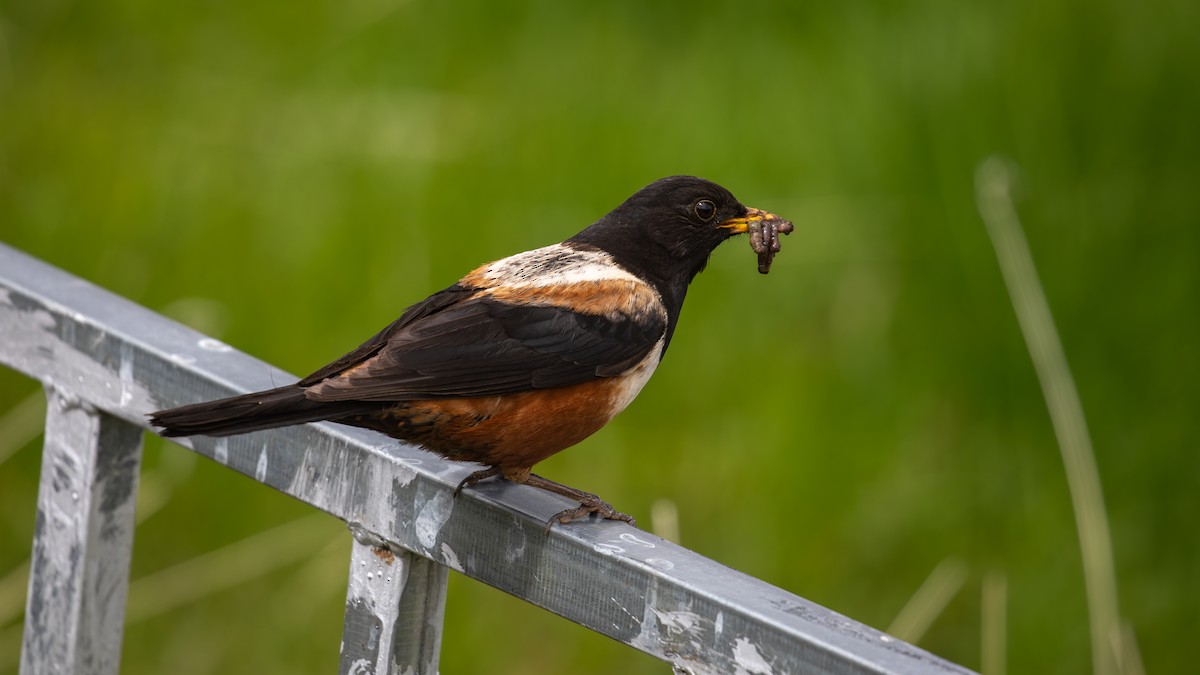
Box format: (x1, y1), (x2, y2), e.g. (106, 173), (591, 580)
(546, 498), (636, 533)
(453, 466), (502, 497)
(524, 473), (636, 533)
(453, 468), (635, 532)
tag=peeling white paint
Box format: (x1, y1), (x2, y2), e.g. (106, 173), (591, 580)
(388, 454), (422, 485)
(213, 437), (228, 464)
(629, 589), (660, 652)
(733, 637), (774, 675)
(255, 445), (269, 481)
(504, 529), (526, 564)
(440, 542), (464, 572)
(392, 457), (421, 488)
(393, 464), (417, 489)
(619, 532), (657, 548)
(714, 611), (724, 641)
(197, 337), (232, 352)
(118, 343), (135, 406)
(645, 557), (675, 571)
(169, 353), (197, 366)
(414, 490), (453, 549)
(653, 609), (704, 641)
(629, 583), (710, 666)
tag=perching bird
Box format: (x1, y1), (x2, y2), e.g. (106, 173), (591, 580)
(150, 176), (792, 528)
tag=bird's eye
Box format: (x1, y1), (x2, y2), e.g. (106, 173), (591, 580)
(693, 199), (717, 221)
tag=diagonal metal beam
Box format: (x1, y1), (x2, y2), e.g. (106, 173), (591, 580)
(1, 242), (976, 675)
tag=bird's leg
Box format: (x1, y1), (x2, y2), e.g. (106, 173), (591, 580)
(523, 473), (636, 532)
(453, 465), (502, 497)
(454, 467), (636, 531)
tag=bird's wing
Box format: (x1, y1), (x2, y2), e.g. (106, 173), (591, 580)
(303, 293), (666, 402)
(297, 284), (476, 387)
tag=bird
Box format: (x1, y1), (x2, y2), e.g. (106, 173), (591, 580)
(149, 176), (791, 529)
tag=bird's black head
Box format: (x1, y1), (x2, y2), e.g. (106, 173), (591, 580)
(569, 176), (779, 304)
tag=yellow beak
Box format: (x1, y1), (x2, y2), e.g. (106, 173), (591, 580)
(717, 207), (781, 234)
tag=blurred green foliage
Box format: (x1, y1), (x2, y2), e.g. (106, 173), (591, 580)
(1, 0), (1196, 673)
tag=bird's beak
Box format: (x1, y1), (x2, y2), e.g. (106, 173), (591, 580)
(718, 207), (780, 234)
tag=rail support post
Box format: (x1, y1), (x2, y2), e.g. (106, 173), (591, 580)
(339, 534), (449, 675)
(21, 387), (143, 675)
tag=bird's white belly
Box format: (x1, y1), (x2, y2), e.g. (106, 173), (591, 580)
(606, 339), (664, 418)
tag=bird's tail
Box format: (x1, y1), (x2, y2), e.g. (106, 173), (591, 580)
(149, 386), (378, 438)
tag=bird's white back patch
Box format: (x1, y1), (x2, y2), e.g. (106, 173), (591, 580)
(466, 243), (642, 289)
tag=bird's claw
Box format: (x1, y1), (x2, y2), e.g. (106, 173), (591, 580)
(453, 466), (501, 497)
(544, 497), (636, 533)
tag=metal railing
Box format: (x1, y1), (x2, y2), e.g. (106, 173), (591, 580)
(0, 242), (976, 675)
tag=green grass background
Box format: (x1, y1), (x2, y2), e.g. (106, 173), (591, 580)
(2, 0), (1196, 673)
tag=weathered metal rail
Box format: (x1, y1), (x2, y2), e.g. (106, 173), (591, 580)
(0, 242), (976, 675)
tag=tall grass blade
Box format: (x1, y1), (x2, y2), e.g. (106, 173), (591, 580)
(976, 157), (1125, 675)
(981, 569), (1007, 675)
(887, 557), (967, 643)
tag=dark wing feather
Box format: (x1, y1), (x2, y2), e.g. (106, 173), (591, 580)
(297, 284), (476, 387)
(305, 297), (665, 402)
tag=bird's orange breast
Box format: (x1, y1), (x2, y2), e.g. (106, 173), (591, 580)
(347, 376), (632, 474)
